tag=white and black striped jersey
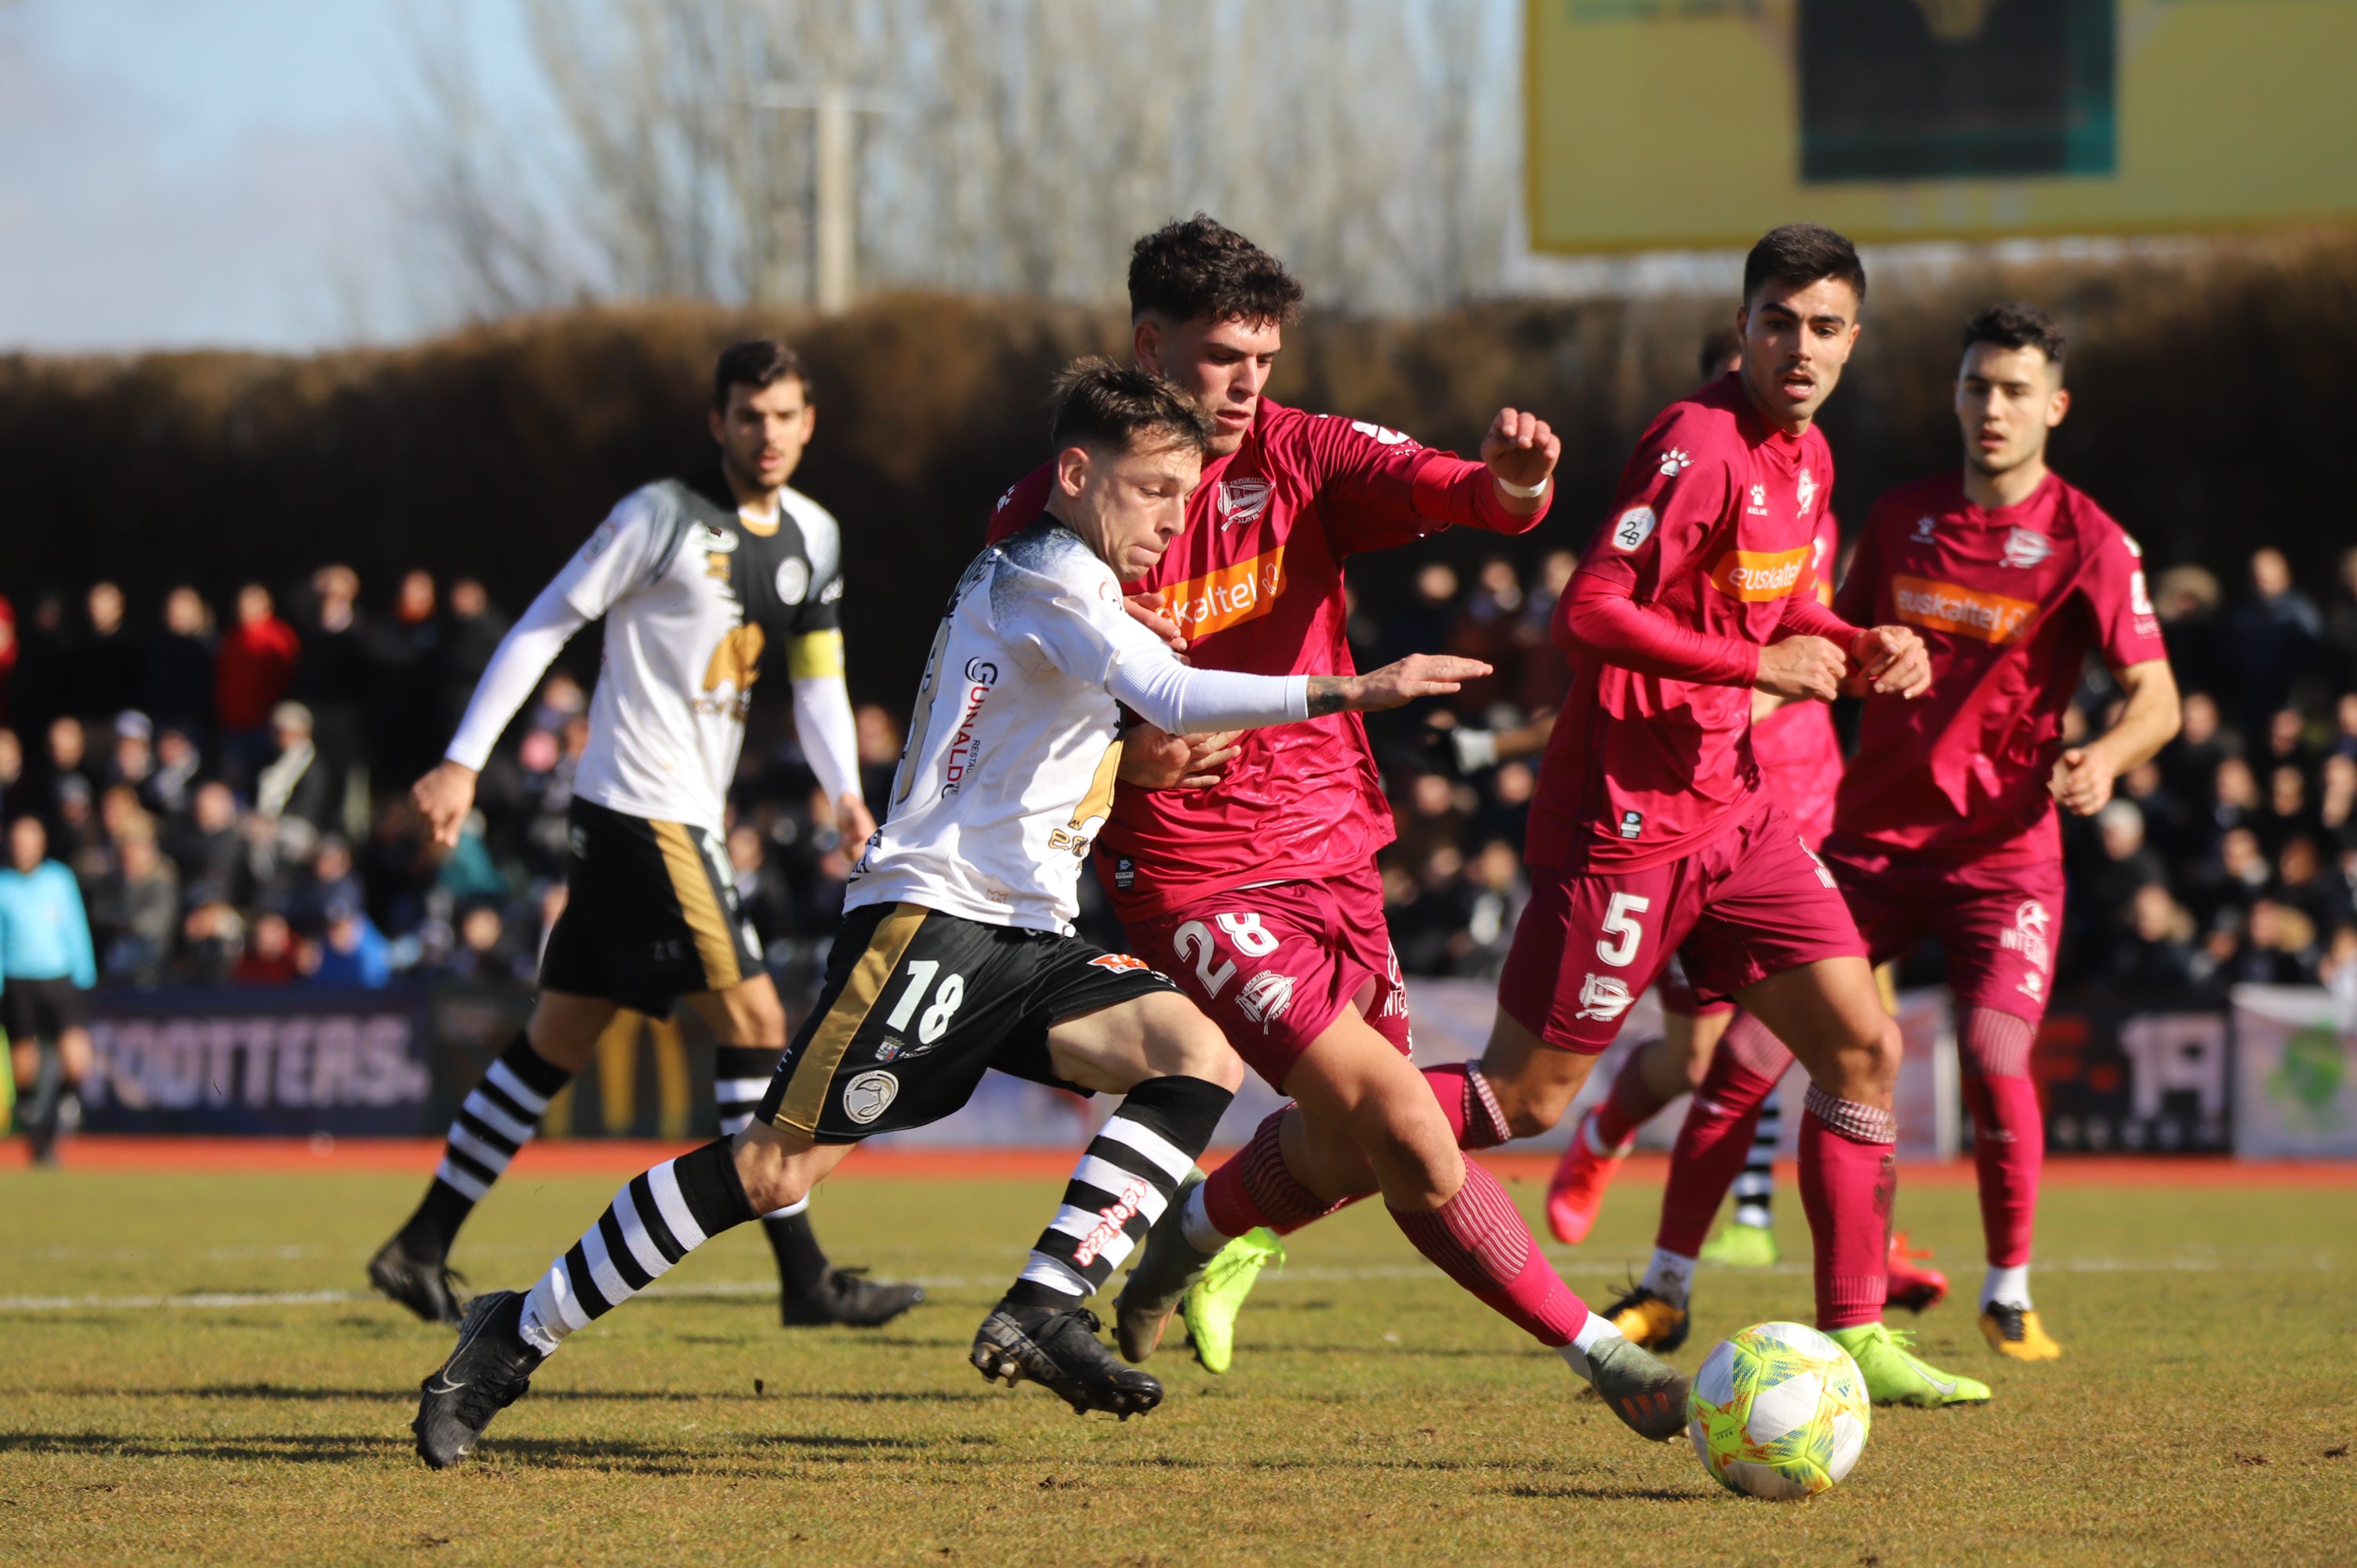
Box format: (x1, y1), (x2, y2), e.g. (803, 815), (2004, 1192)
(846, 517), (1311, 935)
(449, 470), (843, 832)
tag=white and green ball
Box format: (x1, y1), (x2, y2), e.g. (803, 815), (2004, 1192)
(1687, 1321), (1871, 1500)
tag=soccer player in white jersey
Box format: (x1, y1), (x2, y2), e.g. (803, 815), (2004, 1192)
(409, 359), (1498, 1466)
(369, 340), (921, 1332)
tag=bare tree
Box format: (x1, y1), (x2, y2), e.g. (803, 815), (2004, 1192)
(405, 0), (1521, 318)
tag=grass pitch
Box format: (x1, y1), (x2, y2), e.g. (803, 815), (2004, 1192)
(2, 1159), (2352, 1567)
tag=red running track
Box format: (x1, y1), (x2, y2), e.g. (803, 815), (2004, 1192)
(4, 1136), (2354, 1187)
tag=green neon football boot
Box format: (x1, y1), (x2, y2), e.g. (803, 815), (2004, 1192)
(1828, 1321), (1992, 1408)
(1698, 1219), (1780, 1269)
(1181, 1227), (1284, 1374)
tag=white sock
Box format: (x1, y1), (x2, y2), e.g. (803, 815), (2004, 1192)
(1556, 1310), (1621, 1383)
(762, 1196), (810, 1221)
(1982, 1263), (2031, 1310)
(1582, 1112), (1628, 1159)
(1179, 1181), (1231, 1255)
(1640, 1247), (1695, 1308)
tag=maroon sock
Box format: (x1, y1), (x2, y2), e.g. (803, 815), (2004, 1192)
(1201, 1108), (1356, 1240)
(1389, 1161), (1589, 1346)
(1797, 1085), (1897, 1331)
(1590, 1047), (1666, 1151)
(1959, 1007), (2040, 1269)
(1655, 1047), (1781, 1257)
(1422, 1062), (1513, 1151)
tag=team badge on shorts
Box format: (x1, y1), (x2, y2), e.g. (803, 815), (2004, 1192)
(1090, 953), (1151, 974)
(1576, 972), (1636, 1022)
(1234, 970), (1297, 1029)
(842, 1070), (899, 1125)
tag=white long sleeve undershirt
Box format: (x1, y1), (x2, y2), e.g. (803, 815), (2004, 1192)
(1103, 649), (1310, 735)
(445, 582), (589, 771)
(791, 673), (863, 810)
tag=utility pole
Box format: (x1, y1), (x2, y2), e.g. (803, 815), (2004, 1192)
(753, 82), (899, 314)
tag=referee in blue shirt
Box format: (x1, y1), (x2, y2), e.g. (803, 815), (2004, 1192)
(2, 817), (97, 1163)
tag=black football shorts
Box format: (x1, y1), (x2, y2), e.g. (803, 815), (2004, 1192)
(539, 798), (764, 1015)
(757, 900), (1178, 1142)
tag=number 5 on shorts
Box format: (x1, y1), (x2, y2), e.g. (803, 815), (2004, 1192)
(1596, 892), (1651, 967)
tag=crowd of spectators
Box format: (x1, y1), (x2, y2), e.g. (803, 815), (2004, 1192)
(2, 541), (2355, 1011)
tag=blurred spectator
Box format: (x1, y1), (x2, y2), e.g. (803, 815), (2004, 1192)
(169, 782), (248, 909)
(2325, 923), (2357, 1015)
(304, 898), (391, 989)
(2220, 547), (2321, 740)
(285, 835), (365, 935)
(728, 824), (795, 951)
(1381, 562), (1459, 670)
(231, 910), (298, 986)
(2110, 884), (2200, 991)
(2322, 753), (2357, 851)
(369, 569), (444, 788)
(293, 564), (370, 822)
(107, 711), (154, 793)
(75, 582), (143, 723)
(438, 578), (509, 739)
(143, 586), (216, 737)
(435, 902), (526, 983)
(255, 702), (333, 831)
(147, 728), (202, 820)
(2151, 564), (2221, 701)
(2224, 898), (2320, 985)
(0, 729), (20, 820)
(2275, 835), (2353, 936)
(2159, 690), (2231, 807)
(215, 584), (300, 787)
(2206, 757), (2261, 851)
(180, 902), (245, 985)
(853, 702), (903, 805)
(97, 818), (179, 987)
(2326, 546), (2357, 693)
(2262, 764), (2316, 855)
(2086, 800), (2166, 940)
(10, 593), (74, 742)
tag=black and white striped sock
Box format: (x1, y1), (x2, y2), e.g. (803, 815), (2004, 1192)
(1005, 1075), (1234, 1310)
(516, 1138), (757, 1354)
(400, 1032), (571, 1258)
(714, 1044), (819, 1259)
(1732, 1093), (1781, 1229)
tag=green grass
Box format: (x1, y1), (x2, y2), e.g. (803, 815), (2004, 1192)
(2, 1164), (2352, 1566)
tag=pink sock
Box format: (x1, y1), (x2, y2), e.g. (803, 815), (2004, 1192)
(1963, 1072), (2043, 1269)
(1422, 1062), (1513, 1151)
(1797, 1085), (1897, 1331)
(1389, 1161), (1589, 1346)
(1590, 1047), (1667, 1150)
(1656, 1047), (1781, 1257)
(1202, 1108), (1355, 1239)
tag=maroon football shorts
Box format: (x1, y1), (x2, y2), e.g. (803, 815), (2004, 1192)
(1821, 841), (2065, 1023)
(1125, 860), (1411, 1091)
(1498, 798), (1866, 1054)
(1655, 949), (1736, 1020)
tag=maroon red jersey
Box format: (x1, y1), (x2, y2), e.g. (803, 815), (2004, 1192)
(1527, 374), (1852, 872)
(1749, 509), (1846, 848)
(986, 397), (1544, 922)
(1830, 470), (2165, 864)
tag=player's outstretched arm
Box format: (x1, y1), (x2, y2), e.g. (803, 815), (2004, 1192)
(2052, 657), (2181, 816)
(1306, 654), (1492, 716)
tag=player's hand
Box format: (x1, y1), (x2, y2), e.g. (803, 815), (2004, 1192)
(1481, 407), (1560, 502)
(1330, 655), (1492, 713)
(2050, 746), (2119, 816)
(1756, 637), (1846, 702)
(1124, 593), (1186, 652)
(1847, 625), (1931, 699)
(412, 760), (480, 849)
(834, 792), (877, 846)
(1117, 721), (1237, 789)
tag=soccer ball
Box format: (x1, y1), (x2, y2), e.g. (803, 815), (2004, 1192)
(1687, 1321), (1871, 1501)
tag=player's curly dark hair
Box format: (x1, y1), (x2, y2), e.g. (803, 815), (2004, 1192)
(1742, 223), (1866, 309)
(1963, 302), (2068, 368)
(1128, 215), (1305, 328)
(711, 339), (812, 410)
(1048, 356), (1218, 457)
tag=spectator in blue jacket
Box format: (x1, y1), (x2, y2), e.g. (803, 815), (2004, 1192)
(1, 815), (97, 1161)
(305, 897), (391, 989)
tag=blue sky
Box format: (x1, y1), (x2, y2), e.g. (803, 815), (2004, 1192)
(0, 0), (544, 352)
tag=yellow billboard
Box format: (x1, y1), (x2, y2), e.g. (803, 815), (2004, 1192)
(1525, 0), (2357, 252)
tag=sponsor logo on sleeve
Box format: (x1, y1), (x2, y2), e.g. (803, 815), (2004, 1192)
(1912, 515), (1938, 543)
(1890, 574), (2039, 644)
(1164, 546), (1287, 639)
(1349, 419), (1413, 446)
(2001, 527), (2052, 568)
(1215, 477), (1272, 529)
(1705, 545), (1813, 601)
(1575, 972), (1636, 1022)
(1656, 448), (1691, 477)
(841, 1069), (899, 1125)
(820, 575), (844, 604)
(1609, 506), (1658, 551)
(579, 520), (619, 562)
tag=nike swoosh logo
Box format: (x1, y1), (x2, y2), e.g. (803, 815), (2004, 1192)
(425, 1375), (468, 1395)
(1923, 1373), (1956, 1396)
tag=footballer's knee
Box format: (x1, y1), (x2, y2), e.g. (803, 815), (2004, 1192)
(1144, 1001), (1246, 1092)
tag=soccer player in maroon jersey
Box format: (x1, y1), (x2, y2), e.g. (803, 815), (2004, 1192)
(1621, 302), (2177, 1367)
(984, 216), (1692, 1441)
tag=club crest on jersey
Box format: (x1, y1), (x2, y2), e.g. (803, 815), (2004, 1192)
(1657, 448), (1691, 477)
(1216, 477), (1272, 529)
(841, 1069), (899, 1125)
(775, 557), (811, 604)
(579, 520), (619, 563)
(2002, 527), (2052, 569)
(1796, 468), (1818, 514)
(1610, 506), (1657, 552)
(1576, 972), (1636, 1022)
